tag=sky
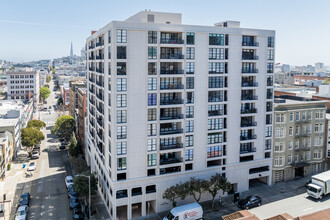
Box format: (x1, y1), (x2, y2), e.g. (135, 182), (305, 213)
(0, 0), (330, 66)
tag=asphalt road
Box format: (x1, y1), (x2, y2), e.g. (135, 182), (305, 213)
(27, 78), (72, 219)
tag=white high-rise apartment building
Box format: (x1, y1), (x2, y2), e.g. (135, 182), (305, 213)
(7, 71), (40, 110)
(86, 11), (275, 219)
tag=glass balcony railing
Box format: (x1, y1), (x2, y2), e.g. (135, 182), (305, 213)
(160, 99), (184, 105)
(160, 128), (183, 135)
(160, 39), (184, 44)
(160, 114), (183, 120)
(160, 157), (183, 165)
(240, 134), (257, 141)
(160, 143), (183, 150)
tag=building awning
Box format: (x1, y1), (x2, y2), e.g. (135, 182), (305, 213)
(291, 161), (310, 168)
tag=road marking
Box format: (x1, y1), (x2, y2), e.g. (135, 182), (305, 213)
(37, 160), (46, 193)
(303, 207), (313, 212)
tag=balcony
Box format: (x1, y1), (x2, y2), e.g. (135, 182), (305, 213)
(96, 93), (103, 101)
(89, 67), (95, 71)
(242, 82), (258, 87)
(242, 68), (258, 74)
(241, 108), (257, 114)
(160, 114), (183, 120)
(242, 55), (259, 60)
(208, 110), (222, 117)
(160, 38), (184, 44)
(96, 41), (104, 47)
(160, 53), (184, 59)
(88, 45), (94, 50)
(96, 68), (104, 74)
(160, 99), (184, 105)
(241, 121), (257, 127)
(242, 42), (259, 47)
(96, 55), (103, 60)
(89, 87), (95, 94)
(89, 130), (95, 138)
(97, 105), (104, 114)
(89, 77), (95, 83)
(88, 56), (94, 60)
(240, 134), (257, 141)
(240, 147), (256, 154)
(160, 69), (184, 75)
(96, 80), (104, 87)
(160, 157), (183, 165)
(97, 118), (104, 127)
(241, 95), (258, 101)
(90, 120), (95, 127)
(160, 84), (184, 90)
(160, 143), (183, 151)
(160, 128), (183, 135)
(89, 98), (95, 105)
(97, 132), (104, 141)
(89, 108), (95, 116)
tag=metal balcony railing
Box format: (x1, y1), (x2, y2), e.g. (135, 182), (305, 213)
(240, 108), (257, 114)
(160, 114), (183, 120)
(240, 147), (256, 154)
(242, 42), (259, 46)
(160, 99), (184, 105)
(240, 134), (257, 141)
(160, 39), (184, 44)
(160, 54), (184, 59)
(160, 157), (183, 165)
(242, 68), (258, 73)
(160, 143), (183, 150)
(160, 69), (184, 75)
(160, 128), (183, 135)
(241, 82), (258, 87)
(241, 95), (258, 101)
(160, 84), (184, 90)
(242, 55), (259, 60)
(241, 121), (257, 127)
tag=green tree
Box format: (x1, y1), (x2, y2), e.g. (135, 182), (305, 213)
(46, 75), (51, 83)
(52, 115), (76, 141)
(44, 84), (49, 88)
(21, 128), (45, 150)
(57, 97), (63, 105)
(187, 177), (209, 202)
(163, 184), (181, 207)
(73, 171), (98, 200)
(27, 120), (46, 130)
(40, 86), (50, 102)
(208, 173), (232, 209)
(70, 156), (87, 173)
(68, 132), (79, 157)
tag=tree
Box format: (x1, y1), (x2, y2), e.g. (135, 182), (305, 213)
(21, 128), (45, 151)
(163, 184), (180, 207)
(68, 132), (79, 157)
(187, 177), (209, 202)
(44, 84), (49, 88)
(40, 86), (50, 102)
(70, 156), (87, 173)
(46, 75), (51, 83)
(57, 97), (63, 105)
(73, 171), (98, 199)
(208, 173), (232, 209)
(52, 115), (76, 141)
(27, 119), (46, 130)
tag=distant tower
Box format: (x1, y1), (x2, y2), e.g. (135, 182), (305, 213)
(70, 42), (73, 57)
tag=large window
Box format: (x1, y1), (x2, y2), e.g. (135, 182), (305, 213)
(185, 135), (194, 147)
(208, 132), (223, 144)
(147, 124), (157, 136)
(117, 78), (127, 92)
(117, 29), (127, 43)
(185, 121), (194, 133)
(209, 48), (224, 60)
(209, 63), (224, 74)
(148, 31), (157, 44)
(186, 77), (194, 89)
(117, 126), (127, 139)
(267, 50), (274, 60)
(117, 46), (126, 59)
(186, 62), (195, 74)
(186, 106), (194, 118)
(148, 109), (157, 121)
(148, 47), (157, 59)
(117, 157), (126, 170)
(116, 94), (127, 107)
(268, 36), (274, 47)
(208, 118), (223, 130)
(117, 142), (127, 155)
(186, 33), (195, 45)
(148, 154), (156, 166)
(208, 90), (223, 102)
(185, 149), (194, 161)
(209, 76), (223, 88)
(207, 146), (223, 158)
(117, 110), (127, 124)
(186, 48), (195, 59)
(267, 63), (274, 73)
(209, 34), (224, 45)
(186, 92), (194, 104)
(148, 78), (157, 90)
(148, 63), (157, 75)
(148, 139), (157, 151)
(148, 93), (157, 106)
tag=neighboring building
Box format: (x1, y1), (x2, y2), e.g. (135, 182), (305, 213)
(272, 96), (327, 184)
(315, 62), (324, 73)
(6, 71), (40, 111)
(281, 64), (290, 73)
(293, 75), (328, 86)
(60, 85), (70, 107)
(77, 88), (87, 150)
(0, 99), (33, 159)
(86, 11), (275, 218)
(0, 131), (13, 179)
(69, 80), (86, 117)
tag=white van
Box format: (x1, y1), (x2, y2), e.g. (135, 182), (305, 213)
(163, 203), (203, 220)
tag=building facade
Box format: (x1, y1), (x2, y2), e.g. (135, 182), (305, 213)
(272, 97), (327, 184)
(86, 11), (275, 219)
(77, 88), (87, 149)
(6, 71), (40, 110)
(0, 131), (13, 179)
(69, 80), (86, 117)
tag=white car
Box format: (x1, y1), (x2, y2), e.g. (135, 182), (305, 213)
(31, 151), (39, 159)
(27, 162), (36, 171)
(65, 176), (73, 188)
(15, 205), (28, 220)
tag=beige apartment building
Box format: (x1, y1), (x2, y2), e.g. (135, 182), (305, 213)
(273, 96), (327, 184)
(69, 80), (86, 118)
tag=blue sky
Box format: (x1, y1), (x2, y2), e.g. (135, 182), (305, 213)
(0, 0), (329, 65)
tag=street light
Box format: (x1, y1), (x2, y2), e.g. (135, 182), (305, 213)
(79, 174), (91, 219)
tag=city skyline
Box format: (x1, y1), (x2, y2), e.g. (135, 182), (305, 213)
(0, 0), (330, 65)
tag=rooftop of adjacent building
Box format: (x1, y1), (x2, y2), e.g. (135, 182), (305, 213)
(274, 95), (328, 107)
(6, 71), (37, 75)
(0, 131), (13, 144)
(0, 100), (29, 126)
(77, 87), (86, 95)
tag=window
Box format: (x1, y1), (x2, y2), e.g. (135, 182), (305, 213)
(117, 142), (127, 155)
(116, 94), (127, 107)
(117, 46), (126, 59)
(315, 110), (324, 119)
(208, 76), (223, 88)
(208, 90), (223, 102)
(117, 158), (126, 170)
(148, 154), (156, 166)
(186, 48), (195, 59)
(295, 112), (300, 121)
(307, 138), (311, 147)
(148, 63), (157, 75)
(314, 137), (323, 146)
(186, 77), (194, 89)
(117, 62), (126, 75)
(209, 63), (224, 74)
(148, 78), (157, 90)
(207, 146), (223, 158)
(186, 106), (194, 118)
(117, 78), (127, 92)
(307, 124), (311, 133)
(295, 126), (300, 135)
(209, 48), (224, 60)
(288, 141), (293, 150)
(148, 139), (157, 151)
(117, 110), (127, 123)
(186, 62), (195, 74)
(148, 109), (156, 121)
(265, 127), (272, 137)
(267, 50), (274, 60)
(274, 142), (285, 152)
(186, 92), (194, 104)
(302, 111), (306, 120)
(208, 132), (223, 144)
(295, 140), (299, 149)
(185, 149), (194, 161)
(148, 47), (157, 59)
(209, 104), (223, 116)
(148, 93), (157, 106)
(288, 155), (292, 163)
(148, 31), (157, 44)
(266, 114), (272, 125)
(117, 126), (127, 139)
(185, 121), (194, 133)
(274, 156), (284, 166)
(108, 30), (111, 43)
(268, 37), (274, 47)
(306, 151), (310, 160)
(186, 33), (195, 45)
(117, 29), (127, 43)
(209, 34), (224, 45)
(147, 124), (156, 136)
(275, 127), (285, 138)
(208, 118), (223, 130)
(313, 150), (322, 159)
(185, 135), (194, 147)
(267, 63), (274, 73)
(275, 114), (285, 123)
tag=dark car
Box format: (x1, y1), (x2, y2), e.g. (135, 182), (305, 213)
(70, 197), (80, 209)
(238, 196), (262, 210)
(68, 185), (77, 198)
(73, 206), (84, 219)
(18, 193), (31, 206)
(59, 142), (66, 150)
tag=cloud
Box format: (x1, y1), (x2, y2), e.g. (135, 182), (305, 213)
(0, 19), (81, 28)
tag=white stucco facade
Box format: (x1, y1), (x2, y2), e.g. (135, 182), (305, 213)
(86, 11), (275, 219)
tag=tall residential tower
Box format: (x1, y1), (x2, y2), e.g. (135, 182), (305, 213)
(86, 11), (275, 219)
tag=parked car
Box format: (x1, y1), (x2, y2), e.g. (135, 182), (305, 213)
(18, 193), (30, 206)
(27, 162), (36, 171)
(73, 206), (84, 219)
(15, 205), (28, 220)
(31, 151), (39, 159)
(48, 106), (52, 109)
(238, 196), (262, 210)
(59, 142), (66, 150)
(69, 197), (80, 209)
(65, 176), (73, 188)
(68, 185), (77, 198)
(163, 203), (203, 220)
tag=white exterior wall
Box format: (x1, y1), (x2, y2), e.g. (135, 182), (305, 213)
(86, 11), (275, 219)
